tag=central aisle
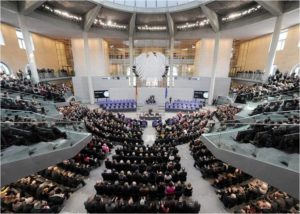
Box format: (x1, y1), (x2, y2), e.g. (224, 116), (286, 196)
(142, 121), (157, 147)
(177, 144), (228, 213)
(60, 151), (115, 213)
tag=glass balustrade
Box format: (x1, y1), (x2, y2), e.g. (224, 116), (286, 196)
(0, 95), (62, 117)
(1, 88), (54, 103)
(203, 111), (300, 172)
(1, 113), (90, 165)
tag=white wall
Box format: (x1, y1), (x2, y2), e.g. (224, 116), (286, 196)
(92, 77), (130, 89)
(71, 38), (109, 76)
(195, 39), (233, 78)
(175, 77), (211, 90)
(88, 38), (109, 76)
(73, 76), (231, 105)
(195, 39), (215, 77)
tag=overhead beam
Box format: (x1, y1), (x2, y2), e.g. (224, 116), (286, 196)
(129, 13), (136, 37)
(256, 1), (283, 16)
(83, 5), (102, 32)
(200, 5), (219, 33)
(18, 0), (46, 16)
(166, 13), (174, 37)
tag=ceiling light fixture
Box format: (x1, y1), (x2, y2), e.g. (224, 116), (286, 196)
(137, 25), (167, 31)
(41, 4), (82, 22)
(222, 5), (262, 22)
(177, 19), (209, 31)
(94, 18), (127, 30)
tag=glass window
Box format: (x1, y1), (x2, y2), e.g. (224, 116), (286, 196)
(16, 29), (26, 49)
(16, 29), (35, 51)
(115, 0), (125, 5)
(157, 0), (166, 7)
(147, 0), (156, 8)
(0, 62), (11, 75)
(136, 0), (145, 8)
(167, 0), (178, 7)
(0, 32), (5, 46)
(125, 0), (135, 7)
(276, 29), (288, 51)
(294, 66), (300, 76)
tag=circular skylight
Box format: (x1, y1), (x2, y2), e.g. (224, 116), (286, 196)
(107, 0), (195, 8)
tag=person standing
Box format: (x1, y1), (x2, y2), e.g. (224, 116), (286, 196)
(17, 69), (23, 80)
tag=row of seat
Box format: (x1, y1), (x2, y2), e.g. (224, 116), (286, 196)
(165, 100), (204, 112)
(98, 99), (137, 112)
(98, 99), (136, 104)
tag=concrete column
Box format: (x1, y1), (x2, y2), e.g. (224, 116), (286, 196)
(263, 15), (283, 81)
(83, 32), (95, 104)
(17, 14), (39, 83)
(129, 36), (134, 85)
(208, 32), (220, 105)
(169, 36), (174, 87)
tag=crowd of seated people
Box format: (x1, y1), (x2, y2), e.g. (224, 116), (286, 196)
(190, 140), (299, 211)
(58, 103), (89, 121)
(1, 92), (46, 114)
(58, 103), (144, 145)
(155, 110), (215, 146)
(236, 190), (299, 213)
(84, 109), (143, 144)
(232, 71), (299, 104)
(214, 104), (241, 122)
(235, 117), (299, 153)
(85, 144), (201, 213)
(38, 166), (86, 189)
(1, 115), (67, 151)
(58, 136), (113, 177)
(1, 175), (72, 213)
(0, 72), (69, 102)
(216, 179), (269, 208)
(250, 98), (299, 116)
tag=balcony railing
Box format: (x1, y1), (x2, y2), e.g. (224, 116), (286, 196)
(38, 70), (75, 81)
(229, 71), (264, 82)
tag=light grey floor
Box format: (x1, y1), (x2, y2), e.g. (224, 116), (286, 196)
(142, 122), (156, 147)
(60, 150), (115, 214)
(177, 144), (228, 213)
(61, 111), (228, 213)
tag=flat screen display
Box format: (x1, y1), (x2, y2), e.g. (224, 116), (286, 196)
(194, 91), (209, 99)
(94, 90), (110, 98)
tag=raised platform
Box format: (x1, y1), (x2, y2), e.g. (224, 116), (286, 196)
(139, 114), (162, 120)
